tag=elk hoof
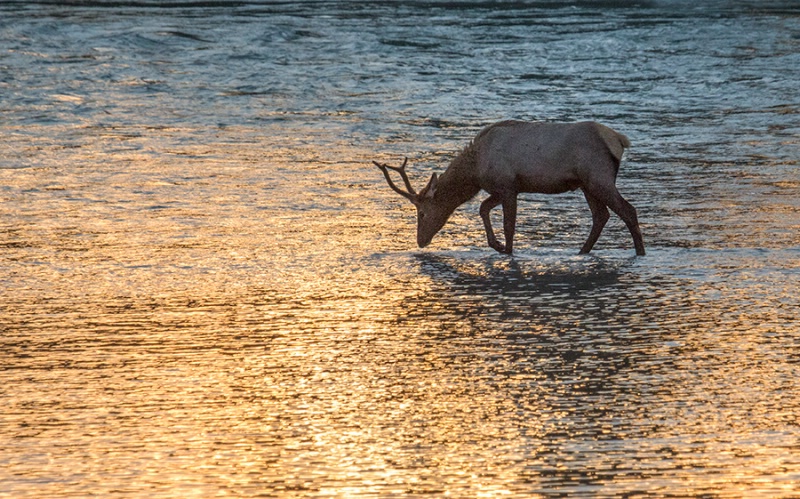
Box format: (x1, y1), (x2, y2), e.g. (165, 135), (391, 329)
(489, 241), (507, 254)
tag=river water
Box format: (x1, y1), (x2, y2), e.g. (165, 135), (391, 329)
(1, 1), (799, 497)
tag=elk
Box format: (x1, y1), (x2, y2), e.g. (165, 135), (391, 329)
(374, 120), (645, 256)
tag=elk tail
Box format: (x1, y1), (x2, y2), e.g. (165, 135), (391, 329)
(594, 123), (630, 174)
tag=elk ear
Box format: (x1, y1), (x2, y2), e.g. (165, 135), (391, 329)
(425, 173), (438, 199)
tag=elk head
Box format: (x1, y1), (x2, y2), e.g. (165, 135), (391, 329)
(374, 158), (449, 248)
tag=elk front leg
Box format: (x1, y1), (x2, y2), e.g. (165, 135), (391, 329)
(502, 196), (517, 254)
(479, 194), (507, 253)
(480, 194), (516, 254)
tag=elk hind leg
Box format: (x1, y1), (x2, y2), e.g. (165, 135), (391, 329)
(600, 188), (646, 256)
(580, 189), (610, 254)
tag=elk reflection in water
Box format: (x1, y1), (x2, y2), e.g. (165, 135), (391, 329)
(379, 250), (799, 496)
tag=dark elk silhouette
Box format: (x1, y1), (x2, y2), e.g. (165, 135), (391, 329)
(374, 120), (645, 256)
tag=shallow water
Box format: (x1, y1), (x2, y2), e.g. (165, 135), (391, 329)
(1, 1), (799, 497)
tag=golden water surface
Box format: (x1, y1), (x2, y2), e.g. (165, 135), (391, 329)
(2, 2), (799, 497)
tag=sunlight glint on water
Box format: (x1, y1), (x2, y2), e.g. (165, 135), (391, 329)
(1, 1), (799, 497)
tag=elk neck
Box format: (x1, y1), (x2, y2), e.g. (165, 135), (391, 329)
(433, 143), (482, 210)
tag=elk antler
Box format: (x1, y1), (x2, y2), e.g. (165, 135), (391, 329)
(373, 157), (418, 203)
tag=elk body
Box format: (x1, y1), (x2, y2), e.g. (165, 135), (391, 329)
(374, 120), (645, 256)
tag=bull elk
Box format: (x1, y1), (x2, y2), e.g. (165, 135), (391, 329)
(374, 120), (645, 256)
